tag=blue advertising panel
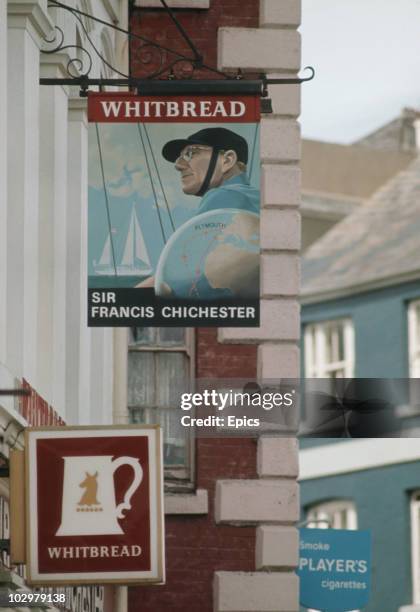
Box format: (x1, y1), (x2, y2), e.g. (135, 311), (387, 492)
(298, 528), (371, 611)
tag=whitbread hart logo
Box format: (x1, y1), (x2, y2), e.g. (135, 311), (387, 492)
(56, 456), (143, 536)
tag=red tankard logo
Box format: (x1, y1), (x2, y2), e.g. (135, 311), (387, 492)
(25, 426), (164, 585)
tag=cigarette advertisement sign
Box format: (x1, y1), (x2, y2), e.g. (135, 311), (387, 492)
(298, 528), (371, 611)
(25, 426), (164, 585)
(87, 92), (260, 327)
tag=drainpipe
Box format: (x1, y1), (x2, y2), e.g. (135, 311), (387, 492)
(113, 327), (129, 424)
(113, 327), (129, 612)
(113, 0), (130, 606)
(414, 118), (420, 152)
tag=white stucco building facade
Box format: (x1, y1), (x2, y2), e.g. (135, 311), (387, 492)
(0, 2), (126, 606)
(0, 0), (128, 432)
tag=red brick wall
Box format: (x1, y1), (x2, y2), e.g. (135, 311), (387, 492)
(130, 4), (260, 609)
(196, 328), (257, 379)
(129, 440), (256, 612)
(21, 379), (65, 426)
(130, 331), (258, 611)
(130, 0), (259, 79)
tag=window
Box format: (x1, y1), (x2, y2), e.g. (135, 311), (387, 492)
(306, 500), (358, 612)
(306, 499), (358, 530)
(410, 491), (420, 603)
(408, 300), (420, 377)
(304, 319), (355, 378)
(128, 328), (194, 485)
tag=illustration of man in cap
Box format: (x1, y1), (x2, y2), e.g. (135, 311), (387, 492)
(162, 127), (259, 215)
(137, 127), (259, 290)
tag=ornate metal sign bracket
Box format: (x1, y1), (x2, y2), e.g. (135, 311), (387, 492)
(41, 0), (314, 103)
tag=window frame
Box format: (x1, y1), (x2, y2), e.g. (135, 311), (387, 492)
(411, 491), (420, 603)
(128, 328), (195, 490)
(408, 299), (420, 377)
(306, 499), (358, 530)
(304, 318), (355, 379)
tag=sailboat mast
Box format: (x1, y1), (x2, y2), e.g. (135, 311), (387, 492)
(132, 206), (136, 266)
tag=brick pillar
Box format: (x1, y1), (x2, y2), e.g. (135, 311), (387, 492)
(214, 1), (301, 610)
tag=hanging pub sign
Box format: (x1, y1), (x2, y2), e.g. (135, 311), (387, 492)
(87, 91), (260, 327)
(25, 426), (164, 585)
(298, 528), (372, 611)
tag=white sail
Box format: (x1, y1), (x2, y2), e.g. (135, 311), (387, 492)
(98, 235), (111, 266)
(134, 210), (151, 267)
(94, 205), (152, 276)
(121, 213), (134, 267)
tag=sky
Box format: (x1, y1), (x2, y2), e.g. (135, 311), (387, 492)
(301, 0), (420, 144)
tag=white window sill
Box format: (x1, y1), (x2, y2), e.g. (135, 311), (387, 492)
(396, 404), (420, 418)
(135, 0), (210, 8)
(399, 606), (420, 611)
(164, 489), (208, 515)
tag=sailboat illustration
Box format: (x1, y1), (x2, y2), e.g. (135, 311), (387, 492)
(94, 206), (152, 276)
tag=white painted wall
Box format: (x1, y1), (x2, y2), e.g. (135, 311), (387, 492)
(66, 97), (90, 425)
(7, 12), (44, 383)
(0, 1), (7, 365)
(2, 0), (125, 425)
(38, 71), (69, 410)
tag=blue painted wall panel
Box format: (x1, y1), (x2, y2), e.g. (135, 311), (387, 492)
(302, 281), (420, 378)
(300, 460), (420, 612)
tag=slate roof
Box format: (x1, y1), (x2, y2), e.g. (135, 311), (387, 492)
(355, 107), (418, 153)
(302, 154), (420, 300)
(302, 192), (359, 221)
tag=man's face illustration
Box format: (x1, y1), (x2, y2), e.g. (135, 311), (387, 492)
(175, 145), (223, 195)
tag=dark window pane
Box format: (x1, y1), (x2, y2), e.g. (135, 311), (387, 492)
(157, 328), (186, 346)
(130, 327), (186, 347)
(129, 328), (157, 346)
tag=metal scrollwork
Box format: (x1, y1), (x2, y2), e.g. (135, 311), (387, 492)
(42, 24), (65, 54)
(299, 66), (315, 82)
(165, 59), (196, 80)
(171, 60), (196, 80)
(42, 0), (239, 83)
(40, 0), (315, 94)
(131, 46), (199, 80)
(42, 25), (93, 77)
(131, 42), (166, 79)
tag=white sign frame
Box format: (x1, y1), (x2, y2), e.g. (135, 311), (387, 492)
(25, 425), (165, 586)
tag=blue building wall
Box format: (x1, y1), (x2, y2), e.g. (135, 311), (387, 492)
(300, 284), (420, 608)
(300, 459), (420, 612)
(301, 280), (420, 378)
